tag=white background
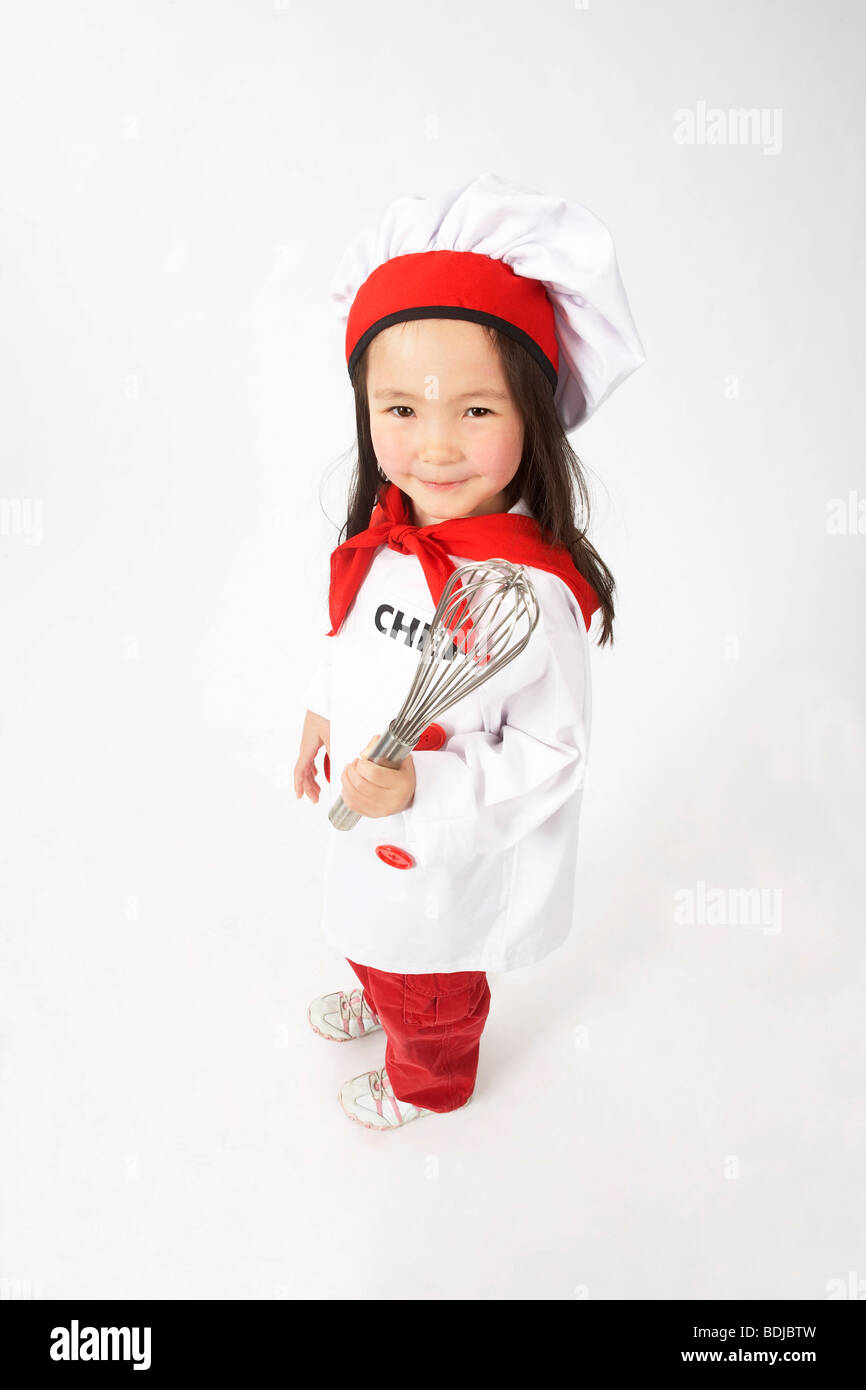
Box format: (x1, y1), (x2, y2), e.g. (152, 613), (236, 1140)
(1, 0), (864, 1300)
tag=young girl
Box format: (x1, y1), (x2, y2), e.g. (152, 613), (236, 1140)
(293, 172), (644, 1131)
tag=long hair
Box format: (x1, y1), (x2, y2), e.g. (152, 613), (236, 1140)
(338, 324), (617, 646)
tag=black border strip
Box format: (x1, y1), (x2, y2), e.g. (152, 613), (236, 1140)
(347, 306), (558, 392)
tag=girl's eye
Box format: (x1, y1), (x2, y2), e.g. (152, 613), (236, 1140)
(466, 407), (491, 418)
(389, 406), (414, 418)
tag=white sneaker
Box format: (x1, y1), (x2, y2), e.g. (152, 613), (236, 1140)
(307, 987), (383, 1042)
(337, 1064), (434, 1131)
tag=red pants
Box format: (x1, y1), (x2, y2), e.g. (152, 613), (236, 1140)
(346, 958), (491, 1113)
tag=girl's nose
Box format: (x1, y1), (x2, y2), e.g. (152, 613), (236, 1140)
(418, 437), (461, 466)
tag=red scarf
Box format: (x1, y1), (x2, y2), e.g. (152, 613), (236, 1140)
(326, 482), (600, 636)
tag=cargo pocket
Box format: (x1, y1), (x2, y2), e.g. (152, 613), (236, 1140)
(401, 972), (484, 1027)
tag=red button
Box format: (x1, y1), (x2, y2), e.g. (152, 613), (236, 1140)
(414, 722), (447, 751)
(375, 844), (416, 870)
(323, 751), (330, 783)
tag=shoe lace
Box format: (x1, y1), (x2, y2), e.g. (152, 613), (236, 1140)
(369, 1065), (402, 1115)
(340, 988), (379, 1025)
(370, 1065), (427, 1121)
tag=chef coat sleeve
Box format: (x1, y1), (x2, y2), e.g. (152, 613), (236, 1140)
(302, 631), (334, 721)
(399, 610), (589, 868)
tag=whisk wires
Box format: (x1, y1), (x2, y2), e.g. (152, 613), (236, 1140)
(392, 560), (539, 747)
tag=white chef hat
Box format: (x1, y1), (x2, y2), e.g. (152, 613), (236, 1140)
(331, 170), (645, 432)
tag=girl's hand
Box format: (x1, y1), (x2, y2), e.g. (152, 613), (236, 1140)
(294, 710), (331, 803)
(339, 734), (416, 819)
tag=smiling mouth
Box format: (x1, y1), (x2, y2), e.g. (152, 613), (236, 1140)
(418, 478), (467, 489)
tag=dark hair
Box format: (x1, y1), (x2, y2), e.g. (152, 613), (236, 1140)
(338, 324), (616, 646)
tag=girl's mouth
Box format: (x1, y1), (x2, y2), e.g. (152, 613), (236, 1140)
(418, 479), (466, 491)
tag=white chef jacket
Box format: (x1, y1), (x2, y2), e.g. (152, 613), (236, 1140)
(301, 497), (592, 974)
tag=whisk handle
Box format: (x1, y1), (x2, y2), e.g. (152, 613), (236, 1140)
(327, 726), (416, 831)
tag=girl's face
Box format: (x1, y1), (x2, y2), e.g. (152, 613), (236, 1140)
(365, 318), (524, 527)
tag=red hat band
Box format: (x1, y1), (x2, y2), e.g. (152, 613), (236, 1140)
(345, 250), (559, 391)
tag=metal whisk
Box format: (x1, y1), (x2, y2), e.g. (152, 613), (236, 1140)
(328, 558), (539, 831)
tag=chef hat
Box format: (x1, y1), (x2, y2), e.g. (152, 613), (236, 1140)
(331, 171), (645, 432)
